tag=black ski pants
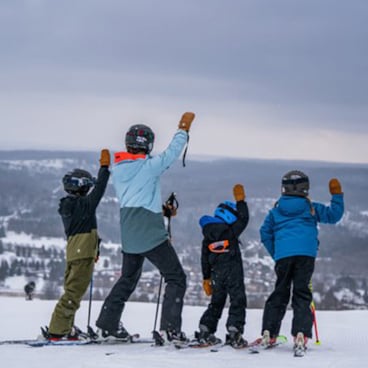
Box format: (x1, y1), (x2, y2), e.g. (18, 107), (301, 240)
(199, 257), (247, 334)
(96, 240), (186, 333)
(262, 255), (315, 338)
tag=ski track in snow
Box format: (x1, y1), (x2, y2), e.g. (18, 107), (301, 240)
(0, 297), (367, 368)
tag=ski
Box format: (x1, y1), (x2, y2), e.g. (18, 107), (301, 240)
(94, 334), (154, 345)
(27, 339), (93, 347)
(0, 334), (154, 347)
(209, 335), (287, 353)
(0, 339), (43, 345)
(174, 338), (222, 350)
(247, 335), (288, 354)
(210, 340), (256, 353)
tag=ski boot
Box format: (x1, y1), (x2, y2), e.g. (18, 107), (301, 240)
(261, 330), (278, 347)
(293, 332), (307, 357)
(225, 327), (248, 349)
(193, 325), (222, 346)
(154, 329), (189, 346)
(41, 325), (87, 342)
(97, 322), (131, 341)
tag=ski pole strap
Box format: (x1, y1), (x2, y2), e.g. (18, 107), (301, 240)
(182, 134), (189, 167)
(208, 240), (230, 253)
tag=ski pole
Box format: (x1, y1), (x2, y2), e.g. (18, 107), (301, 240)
(309, 281), (321, 345)
(153, 276), (163, 333)
(152, 192), (179, 334)
(311, 300), (320, 344)
(87, 276), (98, 338)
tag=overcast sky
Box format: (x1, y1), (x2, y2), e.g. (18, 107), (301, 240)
(1, 0), (367, 164)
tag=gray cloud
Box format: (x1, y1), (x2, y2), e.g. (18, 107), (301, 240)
(0, 0), (367, 162)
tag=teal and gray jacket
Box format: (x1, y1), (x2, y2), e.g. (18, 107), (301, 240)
(112, 129), (188, 254)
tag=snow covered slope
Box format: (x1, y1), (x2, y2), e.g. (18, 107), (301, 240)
(0, 296), (367, 367)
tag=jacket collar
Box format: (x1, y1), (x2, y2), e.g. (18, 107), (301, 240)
(114, 151), (146, 164)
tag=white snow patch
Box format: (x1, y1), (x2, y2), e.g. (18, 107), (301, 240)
(0, 297), (368, 368)
(2, 231), (66, 249)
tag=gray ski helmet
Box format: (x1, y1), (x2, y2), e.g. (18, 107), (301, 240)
(281, 170), (309, 197)
(125, 124), (155, 154)
(62, 168), (95, 195)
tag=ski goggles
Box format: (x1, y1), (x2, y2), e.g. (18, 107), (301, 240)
(68, 176), (96, 188)
(208, 240), (230, 253)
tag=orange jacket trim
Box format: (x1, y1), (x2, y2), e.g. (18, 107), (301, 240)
(114, 152), (146, 164)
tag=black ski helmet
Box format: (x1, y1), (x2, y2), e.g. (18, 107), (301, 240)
(125, 124), (155, 154)
(62, 168), (95, 196)
(281, 170), (309, 197)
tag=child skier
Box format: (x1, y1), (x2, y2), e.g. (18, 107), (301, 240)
(259, 170), (344, 354)
(195, 184), (249, 348)
(45, 149), (110, 340)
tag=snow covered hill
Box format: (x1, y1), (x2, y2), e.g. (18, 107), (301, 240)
(1, 151), (368, 309)
(0, 296), (367, 368)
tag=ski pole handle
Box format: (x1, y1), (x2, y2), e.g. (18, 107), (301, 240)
(165, 192), (178, 209)
(163, 192), (179, 218)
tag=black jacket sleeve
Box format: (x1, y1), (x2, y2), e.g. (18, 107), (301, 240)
(87, 166), (110, 211)
(230, 200), (249, 237)
(201, 239), (211, 279)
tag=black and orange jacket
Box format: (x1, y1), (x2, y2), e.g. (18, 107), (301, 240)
(200, 200), (249, 279)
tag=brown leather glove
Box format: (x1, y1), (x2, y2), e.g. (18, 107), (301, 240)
(233, 184), (245, 201)
(99, 149), (111, 167)
(329, 178), (342, 194)
(178, 112), (195, 132)
(203, 279), (212, 296)
(162, 204), (177, 218)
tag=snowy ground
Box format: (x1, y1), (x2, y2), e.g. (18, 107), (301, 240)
(0, 296), (367, 367)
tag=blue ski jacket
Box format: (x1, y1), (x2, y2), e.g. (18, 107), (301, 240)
(260, 194), (344, 261)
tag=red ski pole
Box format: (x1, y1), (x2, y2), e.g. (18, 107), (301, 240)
(309, 282), (321, 345)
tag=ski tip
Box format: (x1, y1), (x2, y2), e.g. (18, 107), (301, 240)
(27, 341), (47, 347)
(277, 335), (288, 343)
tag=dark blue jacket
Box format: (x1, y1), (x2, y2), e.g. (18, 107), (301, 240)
(200, 201), (249, 279)
(260, 194), (344, 261)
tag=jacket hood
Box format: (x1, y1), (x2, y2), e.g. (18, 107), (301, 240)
(199, 215), (229, 241)
(277, 195), (311, 217)
(199, 215), (224, 228)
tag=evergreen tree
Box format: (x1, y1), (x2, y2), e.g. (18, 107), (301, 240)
(42, 280), (60, 300)
(0, 260), (9, 281)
